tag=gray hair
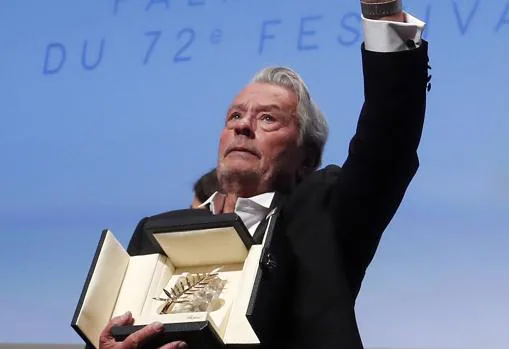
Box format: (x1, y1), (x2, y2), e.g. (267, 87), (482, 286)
(251, 67), (329, 170)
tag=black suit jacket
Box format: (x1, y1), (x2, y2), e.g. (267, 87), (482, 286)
(127, 42), (430, 349)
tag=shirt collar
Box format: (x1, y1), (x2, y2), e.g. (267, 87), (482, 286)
(199, 191), (275, 214)
(199, 191), (219, 213)
(199, 191), (275, 234)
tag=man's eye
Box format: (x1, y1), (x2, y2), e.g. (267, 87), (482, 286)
(261, 114), (275, 122)
(229, 112), (241, 120)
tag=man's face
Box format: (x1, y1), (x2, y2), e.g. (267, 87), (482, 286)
(217, 83), (304, 195)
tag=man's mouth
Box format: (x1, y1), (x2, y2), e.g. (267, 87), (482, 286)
(226, 146), (260, 158)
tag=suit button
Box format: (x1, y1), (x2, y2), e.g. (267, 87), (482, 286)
(261, 252), (277, 271)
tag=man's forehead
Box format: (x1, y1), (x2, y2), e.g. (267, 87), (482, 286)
(230, 83), (298, 110)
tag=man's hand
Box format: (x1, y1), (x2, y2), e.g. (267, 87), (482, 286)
(99, 312), (187, 349)
(361, 0), (406, 22)
(211, 192), (238, 214)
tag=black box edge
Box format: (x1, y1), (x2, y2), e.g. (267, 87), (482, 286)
(70, 229), (110, 348)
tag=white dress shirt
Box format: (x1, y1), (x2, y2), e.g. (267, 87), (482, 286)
(200, 191), (275, 236)
(201, 12), (426, 234)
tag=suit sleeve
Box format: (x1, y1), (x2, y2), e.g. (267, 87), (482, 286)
(335, 41), (430, 296)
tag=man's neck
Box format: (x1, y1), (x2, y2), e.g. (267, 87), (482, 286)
(201, 191), (277, 216)
(215, 179), (269, 212)
(221, 181), (270, 199)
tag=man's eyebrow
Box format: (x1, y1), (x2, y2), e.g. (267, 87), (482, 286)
(228, 103), (248, 111)
(257, 104), (282, 112)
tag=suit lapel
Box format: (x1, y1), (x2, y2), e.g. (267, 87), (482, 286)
(252, 192), (287, 244)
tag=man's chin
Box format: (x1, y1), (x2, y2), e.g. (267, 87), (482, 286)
(222, 166), (258, 177)
(221, 158), (257, 171)
(218, 162), (261, 182)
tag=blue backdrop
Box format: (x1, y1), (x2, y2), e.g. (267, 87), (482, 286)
(1, 0), (508, 348)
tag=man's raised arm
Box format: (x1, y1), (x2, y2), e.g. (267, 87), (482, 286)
(334, 0), (430, 296)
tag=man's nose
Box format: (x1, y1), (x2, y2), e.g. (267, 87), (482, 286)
(234, 114), (255, 138)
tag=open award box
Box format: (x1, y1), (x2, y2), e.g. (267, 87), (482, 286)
(71, 211), (292, 349)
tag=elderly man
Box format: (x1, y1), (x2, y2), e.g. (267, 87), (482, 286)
(98, 0), (429, 348)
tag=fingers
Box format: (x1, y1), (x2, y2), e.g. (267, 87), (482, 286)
(159, 341), (188, 349)
(99, 311), (134, 347)
(223, 193), (238, 214)
(123, 321), (165, 349)
(212, 192), (226, 214)
(98, 313), (187, 349)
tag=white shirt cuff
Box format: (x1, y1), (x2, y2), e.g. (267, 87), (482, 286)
(362, 12), (426, 53)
